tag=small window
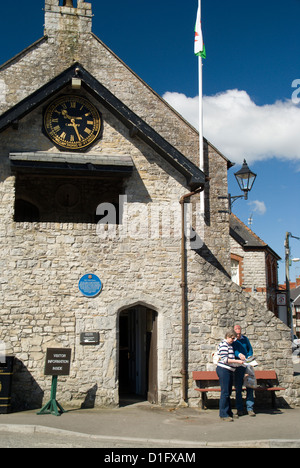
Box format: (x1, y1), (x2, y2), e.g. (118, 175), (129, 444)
(60, 1), (77, 6)
(231, 258), (240, 285)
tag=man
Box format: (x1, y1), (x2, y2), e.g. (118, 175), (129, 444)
(232, 325), (255, 417)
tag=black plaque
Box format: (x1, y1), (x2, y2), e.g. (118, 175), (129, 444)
(44, 348), (71, 376)
(80, 332), (100, 345)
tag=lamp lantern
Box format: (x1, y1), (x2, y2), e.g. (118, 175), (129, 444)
(234, 159), (257, 200)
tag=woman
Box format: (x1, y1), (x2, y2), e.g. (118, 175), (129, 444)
(216, 329), (245, 421)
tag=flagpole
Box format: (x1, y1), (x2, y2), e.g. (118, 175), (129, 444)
(198, 0), (205, 216)
(198, 0), (204, 172)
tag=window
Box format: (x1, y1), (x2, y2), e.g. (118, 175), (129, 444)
(231, 254), (243, 286)
(60, 0), (77, 6)
(231, 258), (240, 285)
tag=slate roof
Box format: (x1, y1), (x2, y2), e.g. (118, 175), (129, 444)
(230, 213), (281, 260)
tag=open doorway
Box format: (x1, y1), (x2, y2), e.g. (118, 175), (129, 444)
(118, 306), (158, 405)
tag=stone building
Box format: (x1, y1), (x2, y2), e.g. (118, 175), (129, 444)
(0, 0), (298, 410)
(230, 213), (281, 313)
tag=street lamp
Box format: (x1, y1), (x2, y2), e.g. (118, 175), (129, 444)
(234, 159), (257, 198)
(228, 159), (257, 212)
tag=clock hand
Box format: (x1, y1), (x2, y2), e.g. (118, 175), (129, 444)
(62, 109), (72, 120)
(61, 110), (83, 120)
(71, 118), (82, 141)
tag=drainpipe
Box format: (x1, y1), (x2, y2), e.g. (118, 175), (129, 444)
(179, 186), (205, 405)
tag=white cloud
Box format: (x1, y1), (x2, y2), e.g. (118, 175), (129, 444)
(248, 200), (267, 215)
(162, 89), (300, 165)
(163, 91), (199, 128)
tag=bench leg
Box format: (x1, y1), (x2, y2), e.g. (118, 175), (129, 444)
(271, 391), (276, 408)
(202, 392), (208, 410)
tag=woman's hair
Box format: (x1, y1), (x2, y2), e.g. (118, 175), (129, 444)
(225, 329), (237, 339)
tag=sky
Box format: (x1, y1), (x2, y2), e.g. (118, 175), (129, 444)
(1, 0), (300, 283)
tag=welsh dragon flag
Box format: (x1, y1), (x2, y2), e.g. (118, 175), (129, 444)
(194, 6), (206, 58)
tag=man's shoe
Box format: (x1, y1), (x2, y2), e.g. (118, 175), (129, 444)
(248, 410), (256, 417)
(220, 417), (234, 422)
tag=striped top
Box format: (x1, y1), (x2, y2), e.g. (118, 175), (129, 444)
(217, 339), (237, 372)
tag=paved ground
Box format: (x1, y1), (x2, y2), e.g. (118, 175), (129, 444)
(0, 403), (300, 448)
(0, 359), (299, 449)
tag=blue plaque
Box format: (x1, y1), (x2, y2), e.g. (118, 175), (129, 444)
(78, 274), (102, 298)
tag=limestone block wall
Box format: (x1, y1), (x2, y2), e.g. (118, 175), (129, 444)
(186, 249), (299, 407)
(0, 164), (188, 410)
(0, 90), (191, 409)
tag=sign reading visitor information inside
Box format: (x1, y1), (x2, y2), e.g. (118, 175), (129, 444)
(78, 274), (102, 297)
(44, 348), (71, 376)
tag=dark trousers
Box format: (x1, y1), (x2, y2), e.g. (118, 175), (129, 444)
(216, 366), (234, 418)
(234, 366), (254, 412)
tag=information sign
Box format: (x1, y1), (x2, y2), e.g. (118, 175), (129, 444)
(80, 332), (100, 345)
(44, 348), (71, 376)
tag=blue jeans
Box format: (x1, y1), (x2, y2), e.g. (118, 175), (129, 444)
(216, 366), (234, 418)
(234, 366), (254, 412)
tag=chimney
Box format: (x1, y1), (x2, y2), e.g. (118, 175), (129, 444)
(44, 1), (93, 36)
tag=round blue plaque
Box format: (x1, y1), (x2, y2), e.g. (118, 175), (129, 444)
(78, 274), (102, 298)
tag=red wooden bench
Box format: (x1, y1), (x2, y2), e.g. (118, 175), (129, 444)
(193, 370), (285, 410)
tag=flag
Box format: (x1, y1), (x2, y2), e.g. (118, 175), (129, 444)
(194, 7), (206, 58)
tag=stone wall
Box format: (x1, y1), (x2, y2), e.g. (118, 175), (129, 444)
(186, 248), (298, 407)
(0, 90), (190, 408)
(203, 141), (231, 275)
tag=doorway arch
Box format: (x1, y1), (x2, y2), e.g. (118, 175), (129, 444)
(118, 305), (158, 404)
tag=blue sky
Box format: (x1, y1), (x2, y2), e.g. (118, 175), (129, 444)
(1, 0), (300, 283)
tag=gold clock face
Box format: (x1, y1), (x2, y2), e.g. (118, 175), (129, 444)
(43, 96), (102, 151)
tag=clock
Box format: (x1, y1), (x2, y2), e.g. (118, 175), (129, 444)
(43, 95), (102, 151)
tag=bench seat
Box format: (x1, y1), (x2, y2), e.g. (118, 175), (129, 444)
(193, 370), (285, 409)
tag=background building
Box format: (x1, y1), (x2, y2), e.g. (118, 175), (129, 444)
(230, 213), (281, 313)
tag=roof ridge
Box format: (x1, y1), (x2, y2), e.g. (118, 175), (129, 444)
(231, 213), (267, 246)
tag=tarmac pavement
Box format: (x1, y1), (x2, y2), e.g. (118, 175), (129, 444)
(0, 401), (300, 448)
(1, 360), (300, 449)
